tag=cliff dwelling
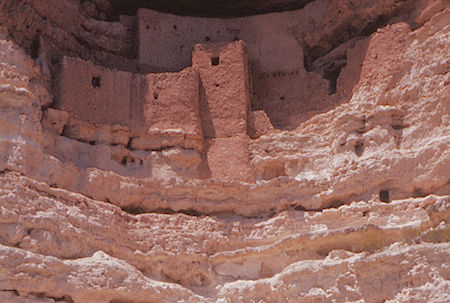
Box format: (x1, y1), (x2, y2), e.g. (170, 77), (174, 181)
(0, 0), (449, 302)
(33, 2), (448, 192)
(44, 7), (350, 183)
(50, 39), (256, 182)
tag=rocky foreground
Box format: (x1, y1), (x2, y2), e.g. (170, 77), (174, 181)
(0, 0), (449, 302)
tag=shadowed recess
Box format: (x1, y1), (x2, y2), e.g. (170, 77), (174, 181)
(107, 0), (314, 19)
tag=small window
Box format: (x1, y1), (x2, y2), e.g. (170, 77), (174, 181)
(211, 56), (219, 66)
(92, 76), (101, 88)
(379, 190), (390, 202)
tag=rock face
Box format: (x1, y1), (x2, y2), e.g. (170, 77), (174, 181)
(0, 0), (449, 302)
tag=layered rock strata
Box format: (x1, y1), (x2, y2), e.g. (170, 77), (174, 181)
(0, 0), (449, 302)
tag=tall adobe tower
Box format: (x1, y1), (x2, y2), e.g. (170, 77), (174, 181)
(193, 41), (255, 183)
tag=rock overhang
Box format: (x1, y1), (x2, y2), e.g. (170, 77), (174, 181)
(107, 0), (315, 19)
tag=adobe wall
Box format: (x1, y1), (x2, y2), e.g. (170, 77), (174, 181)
(129, 68), (204, 151)
(58, 41), (253, 181)
(143, 68), (201, 136)
(58, 57), (202, 151)
(137, 8), (303, 73)
(137, 8), (314, 129)
(58, 56), (137, 127)
(192, 41), (255, 182)
(253, 68), (331, 129)
(192, 41), (250, 138)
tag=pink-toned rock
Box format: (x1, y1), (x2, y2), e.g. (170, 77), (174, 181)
(248, 110), (275, 138)
(206, 134), (255, 183)
(0, 2), (448, 303)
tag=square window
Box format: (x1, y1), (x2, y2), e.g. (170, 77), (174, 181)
(211, 57), (219, 66)
(92, 76), (101, 88)
(379, 190), (390, 202)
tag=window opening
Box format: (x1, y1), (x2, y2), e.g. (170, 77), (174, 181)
(211, 56), (219, 66)
(92, 76), (101, 88)
(379, 190), (390, 202)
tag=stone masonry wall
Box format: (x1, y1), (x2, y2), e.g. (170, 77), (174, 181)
(57, 56), (203, 152)
(58, 56), (135, 127)
(130, 68), (204, 152)
(57, 41), (253, 182)
(137, 8), (303, 74)
(137, 8), (309, 129)
(193, 41), (255, 182)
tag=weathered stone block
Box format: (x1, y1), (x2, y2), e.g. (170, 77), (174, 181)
(206, 134), (255, 183)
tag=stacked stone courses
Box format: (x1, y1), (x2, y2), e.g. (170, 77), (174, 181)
(58, 39), (253, 181)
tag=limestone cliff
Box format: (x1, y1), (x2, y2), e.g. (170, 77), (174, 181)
(0, 0), (449, 302)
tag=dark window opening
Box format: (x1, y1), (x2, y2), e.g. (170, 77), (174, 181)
(205, 36), (211, 41)
(92, 76), (101, 88)
(211, 56), (219, 66)
(173, 25), (177, 30)
(379, 190), (390, 202)
(153, 92), (158, 99)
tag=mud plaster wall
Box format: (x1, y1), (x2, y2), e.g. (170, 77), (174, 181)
(58, 56), (137, 127)
(137, 8), (304, 73)
(192, 41), (255, 182)
(193, 41), (250, 139)
(58, 41), (256, 182)
(58, 57), (201, 139)
(143, 68), (202, 137)
(137, 8), (318, 129)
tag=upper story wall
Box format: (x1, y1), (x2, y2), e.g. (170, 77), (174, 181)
(193, 41), (250, 138)
(58, 56), (136, 127)
(137, 8), (304, 74)
(143, 68), (201, 136)
(57, 56), (202, 148)
(137, 8), (326, 130)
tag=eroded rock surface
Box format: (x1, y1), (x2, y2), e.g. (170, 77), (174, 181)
(0, 0), (449, 302)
